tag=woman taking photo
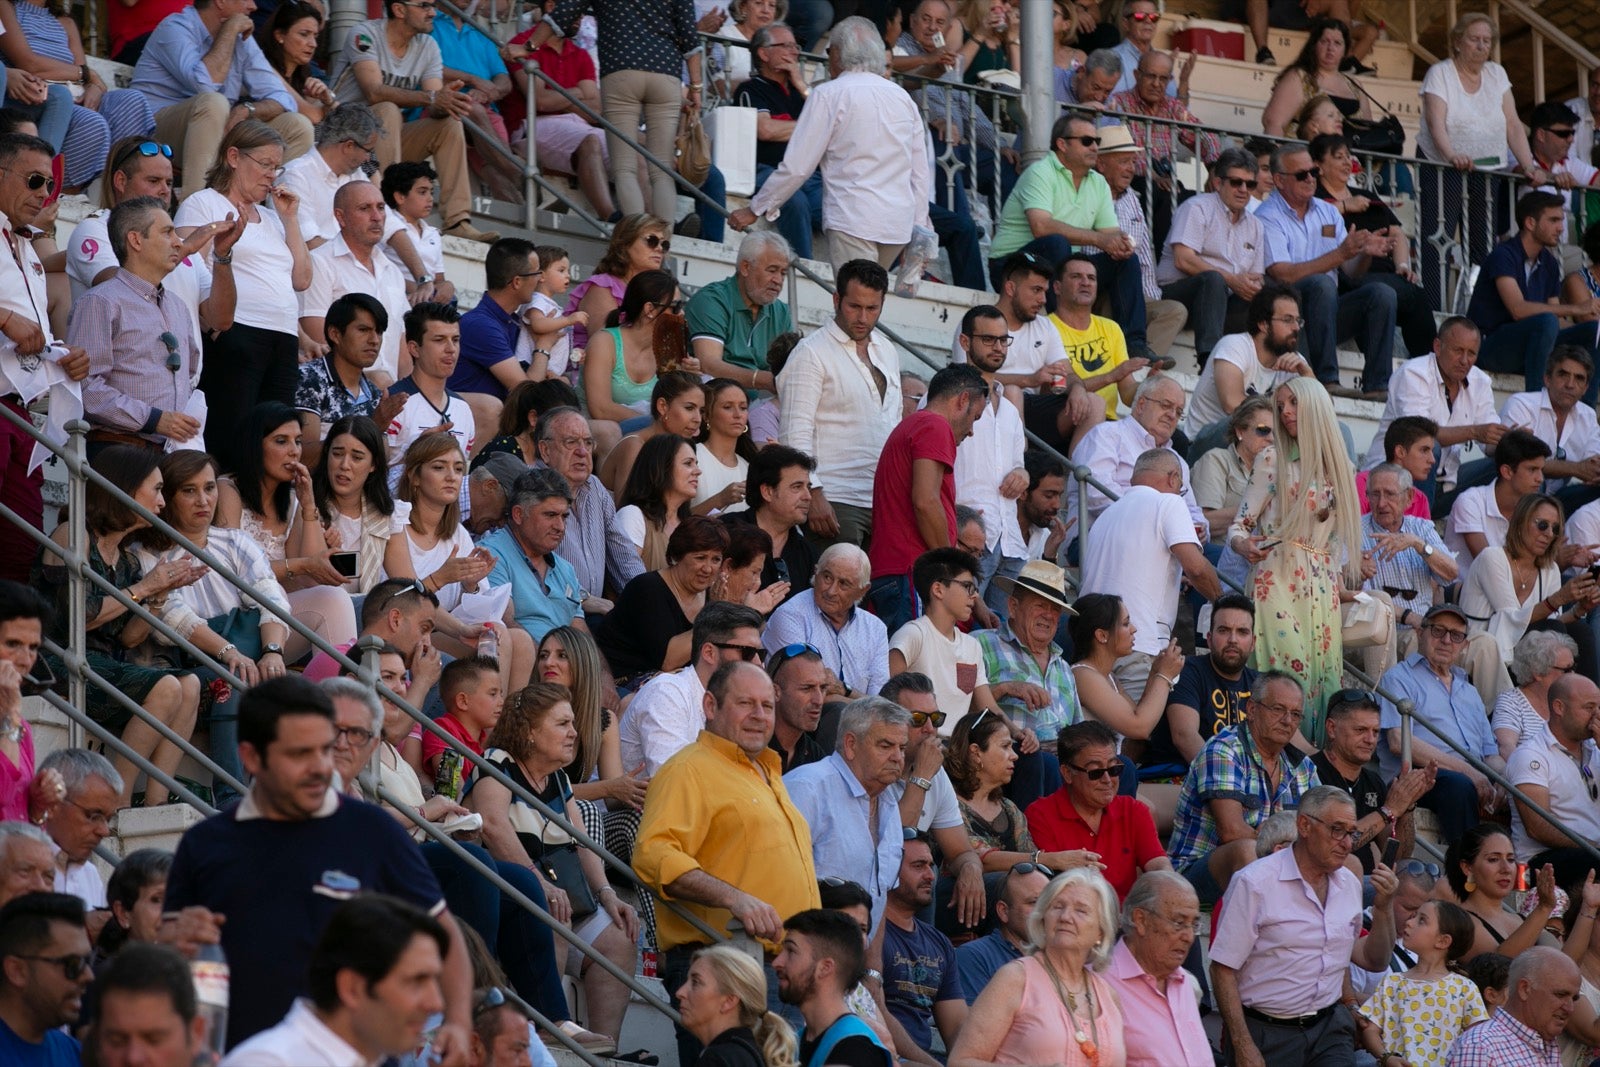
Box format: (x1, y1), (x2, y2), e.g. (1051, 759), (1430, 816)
(693, 377), (759, 515)
(215, 402), (358, 661)
(676, 944), (797, 1067)
(1491, 630), (1579, 760)
(260, 1), (335, 123)
(583, 269), (688, 429)
(1228, 378), (1361, 747)
(1068, 593), (1183, 791)
(949, 867), (1127, 1067)
(595, 516), (728, 683)
(1261, 17), (1371, 136)
(563, 214), (674, 353)
(613, 433), (700, 570)
(469, 682), (640, 1047)
(175, 122), (311, 477)
(1448, 824), (1560, 959)
(36, 446), (203, 809)
(311, 414), (402, 595)
(599, 370), (704, 496)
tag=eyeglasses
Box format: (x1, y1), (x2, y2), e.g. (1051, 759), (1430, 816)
(334, 724), (375, 747)
(714, 642), (766, 662)
(762, 39), (800, 50)
(1071, 135), (1101, 147)
(767, 641), (819, 672)
(1068, 761), (1124, 780)
(642, 234), (672, 252)
(902, 826), (925, 842)
(1581, 758), (1598, 802)
(161, 331), (181, 373)
(110, 140), (173, 174)
(1544, 127), (1578, 138)
(473, 986), (507, 1018)
(0, 167), (55, 193)
(1146, 911), (1204, 935)
(14, 953), (90, 981)
(654, 298), (686, 314)
(1303, 813), (1360, 841)
(1422, 624), (1468, 644)
(1382, 585), (1419, 601)
(968, 332), (1013, 346)
(1010, 861), (1055, 877)
(1271, 315), (1305, 327)
(1532, 518), (1562, 534)
(1138, 72), (1173, 84)
(909, 710), (947, 729)
(1127, 10), (1159, 21)
(772, 557), (790, 583)
(1223, 176), (1260, 190)
(1397, 859), (1441, 880)
(63, 798), (113, 829)
(241, 152), (285, 178)
(1278, 167), (1321, 182)
(946, 578), (979, 595)
(401, 1), (437, 8)
(516, 269), (545, 280)
(1253, 700), (1304, 721)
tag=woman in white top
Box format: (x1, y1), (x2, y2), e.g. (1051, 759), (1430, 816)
(714, 0), (785, 94)
(383, 431), (535, 692)
(311, 414), (406, 596)
(1491, 629), (1579, 761)
(1460, 493), (1598, 676)
(173, 121), (311, 477)
(692, 377), (757, 515)
(1416, 12), (1552, 305)
(214, 402), (358, 665)
(613, 432), (701, 571)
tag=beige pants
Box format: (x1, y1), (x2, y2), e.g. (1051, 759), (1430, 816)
(1145, 298), (1188, 358)
(600, 69), (682, 221)
(371, 102), (472, 229)
(156, 94), (313, 201)
(826, 230), (907, 273)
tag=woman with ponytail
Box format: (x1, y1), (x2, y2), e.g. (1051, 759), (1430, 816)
(676, 943), (798, 1067)
(1358, 899), (1488, 1067)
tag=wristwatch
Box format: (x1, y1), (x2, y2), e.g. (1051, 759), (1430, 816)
(415, 273), (434, 286)
(262, 643), (284, 657)
(1421, 542), (1434, 557)
(909, 776), (934, 792)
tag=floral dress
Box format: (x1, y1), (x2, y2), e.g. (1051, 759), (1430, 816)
(1229, 445), (1345, 746)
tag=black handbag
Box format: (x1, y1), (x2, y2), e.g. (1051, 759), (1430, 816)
(538, 841), (599, 921)
(1346, 114), (1406, 156)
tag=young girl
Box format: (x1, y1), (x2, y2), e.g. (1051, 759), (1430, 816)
(518, 244), (587, 382)
(1359, 900), (1489, 1067)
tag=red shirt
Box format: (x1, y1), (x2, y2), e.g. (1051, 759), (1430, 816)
(1025, 792), (1166, 901)
(868, 410), (956, 580)
(500, 30), (599, 135)
(421, 713), (488, 783)
(109, 0), (189, 57)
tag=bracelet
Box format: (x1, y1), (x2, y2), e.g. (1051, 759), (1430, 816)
(1544, 596), (1558, 614)
(80, 63), (90, 86)
(285, 561), (295, 580)
(689, 82), (703, 90)
(597, 885), (617, 897)
(214, 250), (232, 265)
(217, 643), (237, 658)
(750, 368), (757, 388)
(1156, 673), (1178, 687)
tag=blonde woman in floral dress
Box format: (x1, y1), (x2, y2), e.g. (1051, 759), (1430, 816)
(1227, 378), (1361, 747)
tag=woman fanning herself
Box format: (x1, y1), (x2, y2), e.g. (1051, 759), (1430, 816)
(1228, 378), (1362, 747)
(311, 415), (403, 596)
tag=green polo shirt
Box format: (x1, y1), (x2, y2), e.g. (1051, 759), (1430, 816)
(685, 275), (794, 394)
(990, 152), (1118, 259)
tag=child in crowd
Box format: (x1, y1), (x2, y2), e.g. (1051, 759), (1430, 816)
(518, 244), (588, 383)
(746, 331), (799, 446)
(1464, 952), (1512, 1015)
(422, 656), (505, 788)
(381, 161), (456, 305)
(887, 548), (1009, 741)
(1358, 900), (1489, 1067)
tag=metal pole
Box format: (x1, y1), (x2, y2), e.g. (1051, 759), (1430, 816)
(524, 58), (540, 234)
(1018, 0), (1055, 165)
(1400, 702), (1413, 771)
(65, 419), (85, 746)
(358, 636), (383, 790)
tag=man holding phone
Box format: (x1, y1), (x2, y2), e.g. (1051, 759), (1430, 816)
(1311, 690), (1434, 873)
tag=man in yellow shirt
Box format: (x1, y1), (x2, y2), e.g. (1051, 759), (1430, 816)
(1050, 252), (1149, 420)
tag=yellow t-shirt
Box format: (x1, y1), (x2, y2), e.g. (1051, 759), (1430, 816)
(1050, 312), (1130, 420)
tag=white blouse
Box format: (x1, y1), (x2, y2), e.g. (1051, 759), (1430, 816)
(174, 189), (301, 336)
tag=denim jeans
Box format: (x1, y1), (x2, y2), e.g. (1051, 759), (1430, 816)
(753, 164), (822, 260)
(1293, 272), (1396, 391)
(867, 573), (917, 638)
(696, 163), (726, 243)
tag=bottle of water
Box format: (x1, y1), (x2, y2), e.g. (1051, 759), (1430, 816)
(191, 941), (229, 1063)
(476, 626), (499, 662)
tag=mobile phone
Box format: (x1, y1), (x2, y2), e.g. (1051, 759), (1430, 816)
(1257, 538), (1282, 552)
(1381, 837), (1400, 869)
(20, 655), (56, 697)
(331, 551), (358, 579)
(1589, 562), (1600, 583)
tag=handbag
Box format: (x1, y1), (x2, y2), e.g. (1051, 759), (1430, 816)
(676, 109), (712, 187)
(1340, 593), (1393, 650)
(537, 841), (599, 921)
(1341, 75), (1406, 156)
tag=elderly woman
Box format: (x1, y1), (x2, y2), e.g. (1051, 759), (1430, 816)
(1192, 397), (1275, 594)
(1024, 721), (1171, 902)
(595, 515), (729, 683)
(949, 867), (1127, 1067)
(713, 0), (786, 93)
(1100, 870), (1210, 1067)
(1491, 630), (1580, 760)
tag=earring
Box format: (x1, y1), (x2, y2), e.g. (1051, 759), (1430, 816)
(1465, 877), (1476, 894)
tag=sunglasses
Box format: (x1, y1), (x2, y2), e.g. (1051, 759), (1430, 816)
(643, 233), (672, 252)
(1532, 518), (1562, 534)
(910, 710), (947, 729)
(1329, 687), (1376, 710)
(1010, 861), (1055, 877)
(1279, 167), (1321, 182)
(1381, 585), (1418, 601)
(1068, 761), (1124, 780)
(1127, 10), (1159, 21)
(714, 642), (766, 662)
(767, 641), (820, 672)
(1544, 127), (1577, 138)
(1223, 176), (1260, 190)
(15, 953), (91, 981)
(0, 167), (54, 193)
(1397, 859), (1441, 879)
(111, 139), (173, 174)
(473, 986), (507, 1018)
(1071, 135), (1101, 147)
(161, 331), (180, 372)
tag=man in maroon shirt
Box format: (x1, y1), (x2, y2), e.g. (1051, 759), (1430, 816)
(867, 363), (989, 634)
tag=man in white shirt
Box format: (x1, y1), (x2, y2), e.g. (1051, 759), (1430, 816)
(385, 302), (475, 517)
(729, 16), (930, 271)
(1528, 101), (1600, 273)
(1181, 284), (1313, 459)
(778, 259), (900, 548)
(953, 305), (1028, 617)
(1506, 674), (1600, 888)
(1567, 79), (1600, 175)
(278, 104), (384, 249)
(1444, 429), (1550, 562)
(1362, 317), (1504, 504)
(38, 749), (120, 916)
(299, 181), (411, 389)
(1501, 345), (1600, 502)
(1080, 448), (1221, 697)
(221, 895), (447, 1067)
(619, 602), (766, 776)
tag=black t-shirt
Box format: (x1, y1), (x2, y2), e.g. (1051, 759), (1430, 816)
(725, 510), (817, 603)
(768, 729), (826, 772)
(798, 1018), (890, 1067)
(1312, 751), (1387, 873)
(594, 570), (691, 679)
(1142, 656), (1257, 772)
(735, 74), (808, 168)
(699, 1025), (765, 1067)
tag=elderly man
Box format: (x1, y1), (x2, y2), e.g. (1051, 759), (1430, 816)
(1105, 50), (1218, 249)
(778, 260), (900, 548)
(1447, 946), (1579, 1065)
(1508, 673), (1600, 888)
(764, 543), (888, 701)
(975, 561), (1081, 809)
(1378, 603), (1501, 850)
(1169, 672), (1321, 905)
(1026, 721), (1171, 900)
(766, 643), (828, 772)
(1106, 870), (1211, 1067)
(1314, 691), (1433, 874)
(784, 697), (910, 929)
(1157, 148), (1268, 368)
(635, 661), (821, 1064)
(729, 17), (930, 271)
(727, 444), (818, 601)
(479, 468), (584, 642)
(732, 24), (823, 261)
(0, 824), (53, 906)
(1080, 449), (1222, 698)
(1363, 317), (1503, 503)
(989, 112), (1147, 357)
(687, 232), (793, 393)
(130, 0), (313, 201)
(536, 407), (645, 598)
(1110, 0), (1181, 94)
(1094, 127), (1188, 363)
(68, 196), (203, 457)
(1212, 786), (1400, 1067)
(1257, 143), (1397, 398)
(1141, 594), (1259, 779)
(279, 104), (385, 249)
(1055, 48), (1121, 110)
(952, 862), (1048, 1004)
(0, 892), (91, 1063)
(298, 181), (410, 388)
(1071, 374), (1212, 535)
(465, 452), (527, 538)
(1502, 345), (1600, 505)
(36, 749), (121, 918)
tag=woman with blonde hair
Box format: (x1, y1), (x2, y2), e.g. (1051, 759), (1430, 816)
(677, 943), (798, 1067)
(1229, 378), (1361, 746)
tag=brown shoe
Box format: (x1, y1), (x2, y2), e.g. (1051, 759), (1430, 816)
(443, 219), (502, 243)
(1325, 383), (1366, 400)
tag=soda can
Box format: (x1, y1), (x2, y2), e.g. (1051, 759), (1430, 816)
(641, 948), (658, 979)
(1516, 862), (1529, 892)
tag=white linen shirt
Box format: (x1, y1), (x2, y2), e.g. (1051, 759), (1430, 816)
(1500, 388), (1600, 493)
(778, 319), (901, 510)
(1361, 355), (1498, 488)
(279, 149), (362, 246)
(954, 386), (1026, 555)
(618, 665), (707, 777)
(220, 998), (370, 1066)
(298, 235), (410, 382)
(948, 314), (1066, 385)
(1070, 416), (1206, 533)
(1079, 484), (1200, 656)
(748, 70), (931, 244)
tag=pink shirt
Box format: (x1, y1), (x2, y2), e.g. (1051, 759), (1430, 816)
(1356, 469), (1432, 520)
(1208, 845), (1363, 1017)
(0, 722), (34, 822)
(1103, 941), (1211, 1067)
(991, 956), (1126, 1067)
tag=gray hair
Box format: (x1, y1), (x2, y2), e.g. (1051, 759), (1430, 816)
(1136, 49), (1173, 74)
(1210, 147), (1259, 180)
(0, 820), (51, 861)
(1029, 868), (1119, 968)
(900, 370), (927, 389)
(1083, 48), (1123, 78)
(1509, 945), (1579, 999)
(831, 16), (887, 73)
(1297, 784), (1357, 822)
(508, 466), (574, 511)
(748, 21), (791, 53)
(1132, 448), (1180, 478)
(1133, 372), (1180, 405)
(533, 406), (587, 446)
(736, 229), (792, 267)
(1254, 810), (1300, 857)
(322, 676), (384, 733)
(314, 101), (382, 149)
(1119, 869), (1194, 935)
(107, 195), (171, 263)
(838, 695), (912, 743)
(954, 504), (985, 534)
(1271, 142), (1311, 174)
(1367, 461), (1414, 496)
(817, 542), (871, 585)
(1511, 629), (1580, 685)
(40, 748), (124, 799)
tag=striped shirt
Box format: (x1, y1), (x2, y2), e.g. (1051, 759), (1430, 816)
(1360, 512), (1452, 623)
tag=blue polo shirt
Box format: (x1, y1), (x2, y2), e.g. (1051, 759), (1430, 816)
(480, 525), (584, 641)
(453, 292), (522, 399)
(1466, 237), (1564, 337)
(432, 13), (506, 84)
(1255, 190), (1346, 280)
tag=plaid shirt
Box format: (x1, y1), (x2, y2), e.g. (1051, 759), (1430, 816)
(1106, 90), (1223, 177)
(1445, 1008), (1560, 1067)
(1112, 189), (1162, 301)
(975, 625), (1081, 743)
(1167, 722), (1321, 868)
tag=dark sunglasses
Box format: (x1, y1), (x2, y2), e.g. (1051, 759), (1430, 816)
(1071, 135), (1101, 147)
(714, 641), (766, 662)
(1381, 586), (1418, 601)
(1329, 687), (1376, 710)
(15, 953), (90, 981)
(1544, 127), (1577, 138)
(1010, 861), (1055, 877)
(1127, 10), (1158, 21)
(767, 641), (820, 672)
(1, 167), (55, 193)
(1279, 166), (1321, 182)
(161, 331), (181, 372)
(1532, 518), (1562, 534)
(1068, 761), (1124, 780)
(910, 710), (947, 729)
(110, 139), (173, 174)
(1224, 176), (1260, 190)
(643, 233), (672, 252)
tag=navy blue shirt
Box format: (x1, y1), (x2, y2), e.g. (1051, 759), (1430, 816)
(0, 1018), (79, 1067)
(1467, 236), (1563, 336)
(452, 293), (522, 399)
(953, 928), (1021, 1005)
(163, 792), (446, 1049)
(883, 917), (962, 1052)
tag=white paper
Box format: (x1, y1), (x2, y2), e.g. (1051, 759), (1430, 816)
(454, 582), (512, 626)
(166, 391), (208, 454)
(435, 811), (482, 835)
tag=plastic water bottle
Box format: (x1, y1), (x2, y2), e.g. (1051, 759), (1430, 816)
(191, 942), (229, 1062)
(477, 627), (499, 662)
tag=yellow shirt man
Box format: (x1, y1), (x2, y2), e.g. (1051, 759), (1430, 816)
(1050, 311), (1131, 420)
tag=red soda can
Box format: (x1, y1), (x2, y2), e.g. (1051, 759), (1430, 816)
(1516, 863), (1529, 892)
(642, 948), (658, 979)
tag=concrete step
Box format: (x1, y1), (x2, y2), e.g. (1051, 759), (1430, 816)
(1153, 14), (1417, 81)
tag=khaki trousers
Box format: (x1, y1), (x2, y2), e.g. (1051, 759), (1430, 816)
(826, 230), (906, 273)
(155, 94), (313, 201)
(371, 102), (472, 228)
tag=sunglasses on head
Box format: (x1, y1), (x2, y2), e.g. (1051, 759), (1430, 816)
(1396, 859), (1441, 880)
(1010, 861), (1055, 877)
(111, 140), (173, 174)
(643, 233), (672, 252)
(767, 641), (820, 672)
(1068, 761), (1124, 780)
(473, 987), (507, 1018)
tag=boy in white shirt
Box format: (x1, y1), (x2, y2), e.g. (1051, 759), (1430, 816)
(380, 161), (455, 305)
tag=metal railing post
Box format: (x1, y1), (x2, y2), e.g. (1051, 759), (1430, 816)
(357, 635), (383, 791)
(1399, 699), (1413, 771)
(524, 57), (540, 233)
(65, 419), (86, 747)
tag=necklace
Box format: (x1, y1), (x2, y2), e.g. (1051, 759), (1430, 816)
(1039, 954), (1100, 1065)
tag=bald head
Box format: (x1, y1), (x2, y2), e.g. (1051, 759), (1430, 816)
(1508, 946), (1581, 1038)
(1130, 448), (1182, 492)
(333, 180), (387, 249)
